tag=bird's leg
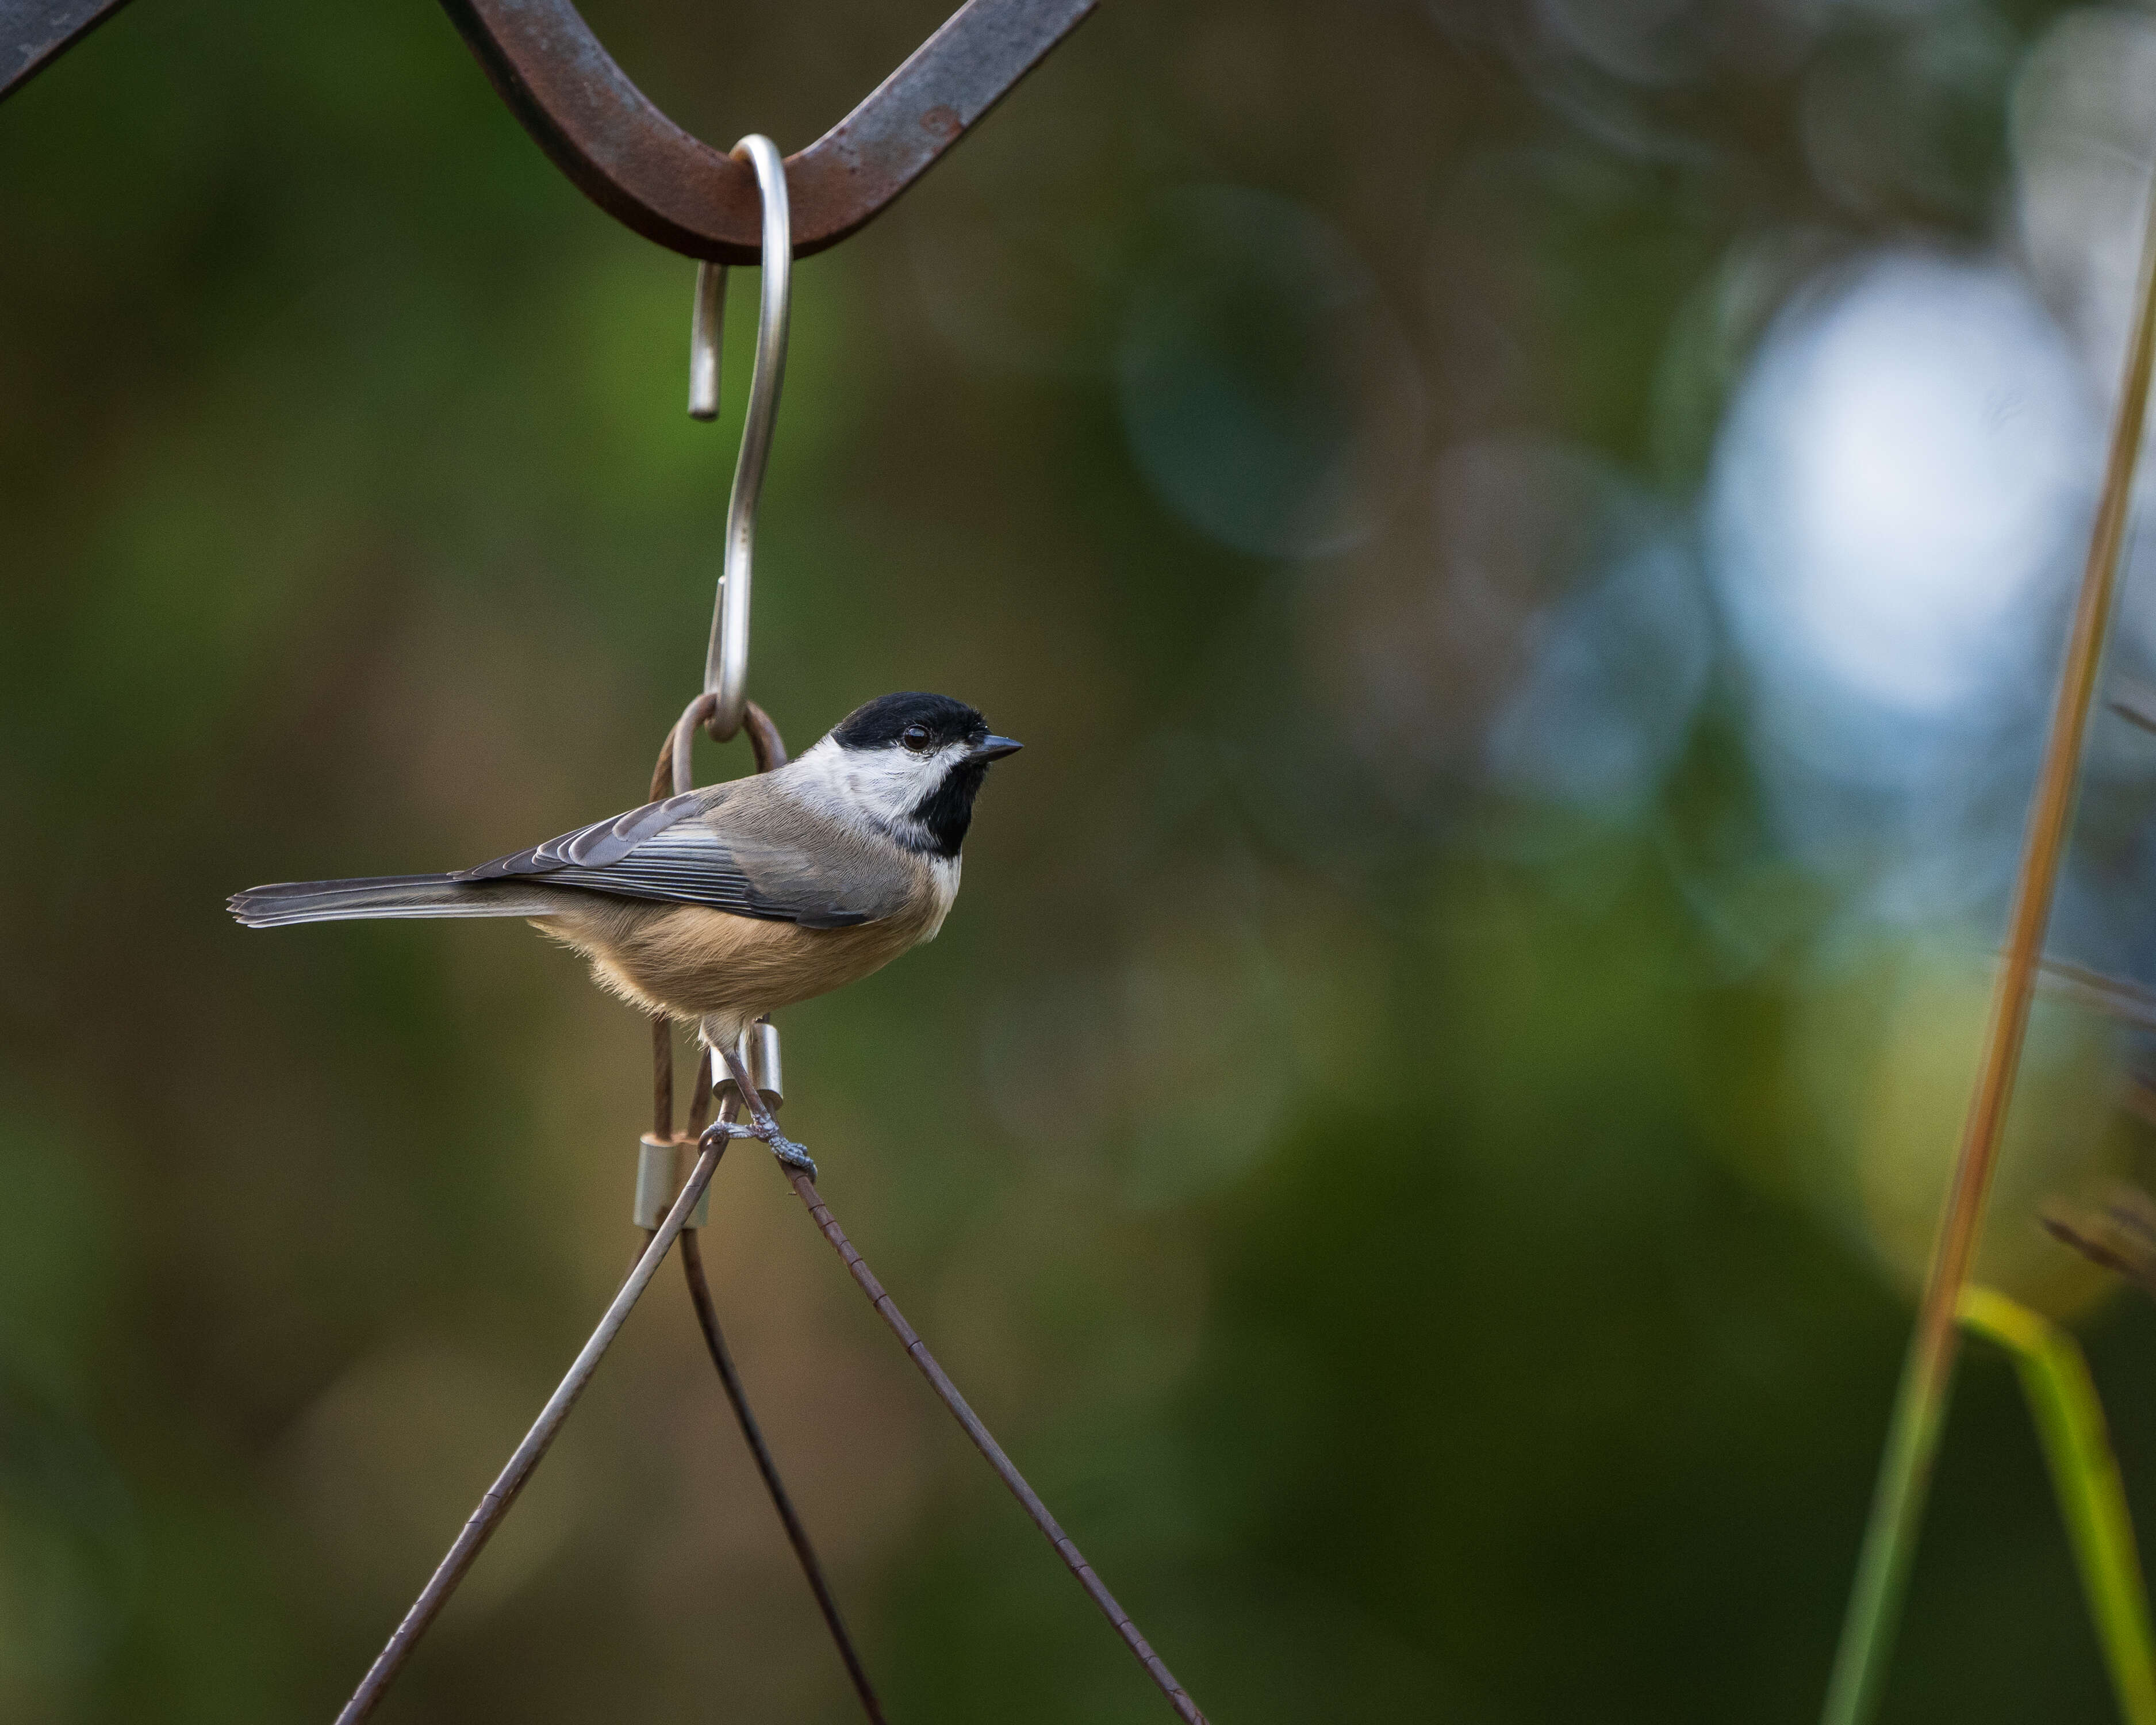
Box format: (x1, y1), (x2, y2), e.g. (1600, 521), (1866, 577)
(711, 1041), (816, 1178)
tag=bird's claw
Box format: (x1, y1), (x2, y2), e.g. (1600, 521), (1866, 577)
(699, 1116), (815, 1178)
(768, 1134), (818, 1178)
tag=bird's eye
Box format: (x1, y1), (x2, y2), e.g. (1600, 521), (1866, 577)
(900, 724), (933, 753)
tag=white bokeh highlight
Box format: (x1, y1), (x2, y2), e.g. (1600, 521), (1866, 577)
(1711, 251), (2094, 740)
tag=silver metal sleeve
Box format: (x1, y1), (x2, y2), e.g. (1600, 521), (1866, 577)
(711, 1022), (783, 1114)
(750, 1018), (783, 1111)
(635, 1133), (709, 1230)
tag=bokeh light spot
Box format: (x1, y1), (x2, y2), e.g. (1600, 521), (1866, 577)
(1711, 250), (2093, 723)
(1118, 187), (1426, 559)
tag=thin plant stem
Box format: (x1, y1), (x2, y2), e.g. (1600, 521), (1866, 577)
(1958, 1286), (2156, 1725)
(1821, 171), (2156, 1725)
(2039, 957), (2156, 1034)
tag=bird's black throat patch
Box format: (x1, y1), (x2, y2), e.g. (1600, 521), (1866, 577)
(908, 758), (990, 858)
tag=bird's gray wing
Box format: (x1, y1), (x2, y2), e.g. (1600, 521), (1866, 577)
(452, 783), (901, 929)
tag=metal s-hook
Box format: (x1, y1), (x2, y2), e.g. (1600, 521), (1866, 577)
(692, 135), (791, 743)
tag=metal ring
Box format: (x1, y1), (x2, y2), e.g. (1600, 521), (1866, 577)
(655, 693), (789, 803)
(692, 134), (792, 742)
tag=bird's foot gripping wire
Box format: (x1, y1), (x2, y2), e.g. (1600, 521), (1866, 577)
(699, 1114), (817, 1178)
(768, 1134), (817, 1177)
(709, 1040), (817, 1178)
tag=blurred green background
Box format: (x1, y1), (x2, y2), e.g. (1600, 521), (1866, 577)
(14, 0), (2156, 1719)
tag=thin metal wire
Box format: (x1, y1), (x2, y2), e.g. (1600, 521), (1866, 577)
(679, 1113), (888, 1724)
(695, 134), (791, 742)
(785, 1167), (1209, 1725)
(334, 1136), (728, 1725)
(708, 1044), (1209, 1725)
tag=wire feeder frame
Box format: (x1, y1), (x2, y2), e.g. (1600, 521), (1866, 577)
(333, 125), (1208, 1725)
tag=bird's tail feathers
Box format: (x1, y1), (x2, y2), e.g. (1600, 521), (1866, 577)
(228, 874), (564, 928)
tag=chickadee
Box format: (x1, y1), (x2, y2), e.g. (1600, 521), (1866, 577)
(229, 692), (1021, 1168)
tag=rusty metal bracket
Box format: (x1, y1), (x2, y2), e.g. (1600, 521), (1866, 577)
(3, 0), (129, 93)
(1, 0), (1097, 260)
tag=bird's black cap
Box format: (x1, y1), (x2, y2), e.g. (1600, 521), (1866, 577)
(832, 692), (988, 752)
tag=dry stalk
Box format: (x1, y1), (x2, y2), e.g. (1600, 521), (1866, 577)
(1821, 172), (2156, 1725)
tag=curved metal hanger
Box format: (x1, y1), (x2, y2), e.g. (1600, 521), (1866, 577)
(3, 0), (1098, 260)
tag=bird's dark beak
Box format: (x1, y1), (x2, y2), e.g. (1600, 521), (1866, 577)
(968, 735), (1023, 764)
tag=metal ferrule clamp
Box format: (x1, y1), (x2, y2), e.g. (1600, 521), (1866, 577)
(634, 1133), (711, 1230)
(713, 1019), (784, 1114)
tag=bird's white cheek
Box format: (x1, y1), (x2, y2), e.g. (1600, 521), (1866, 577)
(845, 755), (931, 827)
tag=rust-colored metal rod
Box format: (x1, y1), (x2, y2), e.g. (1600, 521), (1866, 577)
(0, 0), (136, 98)
(333, 1138), (726, 1725)
(680, 1221), (887, 1724)
(1821, 169), (2156, 1725)
(653, 1014), (675, 1139)
(441, 0), (1097, 261)
(2, 0), (1099, 264)
(784, 1170), (1209, 1725)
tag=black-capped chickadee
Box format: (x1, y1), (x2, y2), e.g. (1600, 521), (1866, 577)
(229, 692), (1021, 1169)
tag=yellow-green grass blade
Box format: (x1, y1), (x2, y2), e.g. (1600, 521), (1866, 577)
(1959, 1286), (2156, 1725)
